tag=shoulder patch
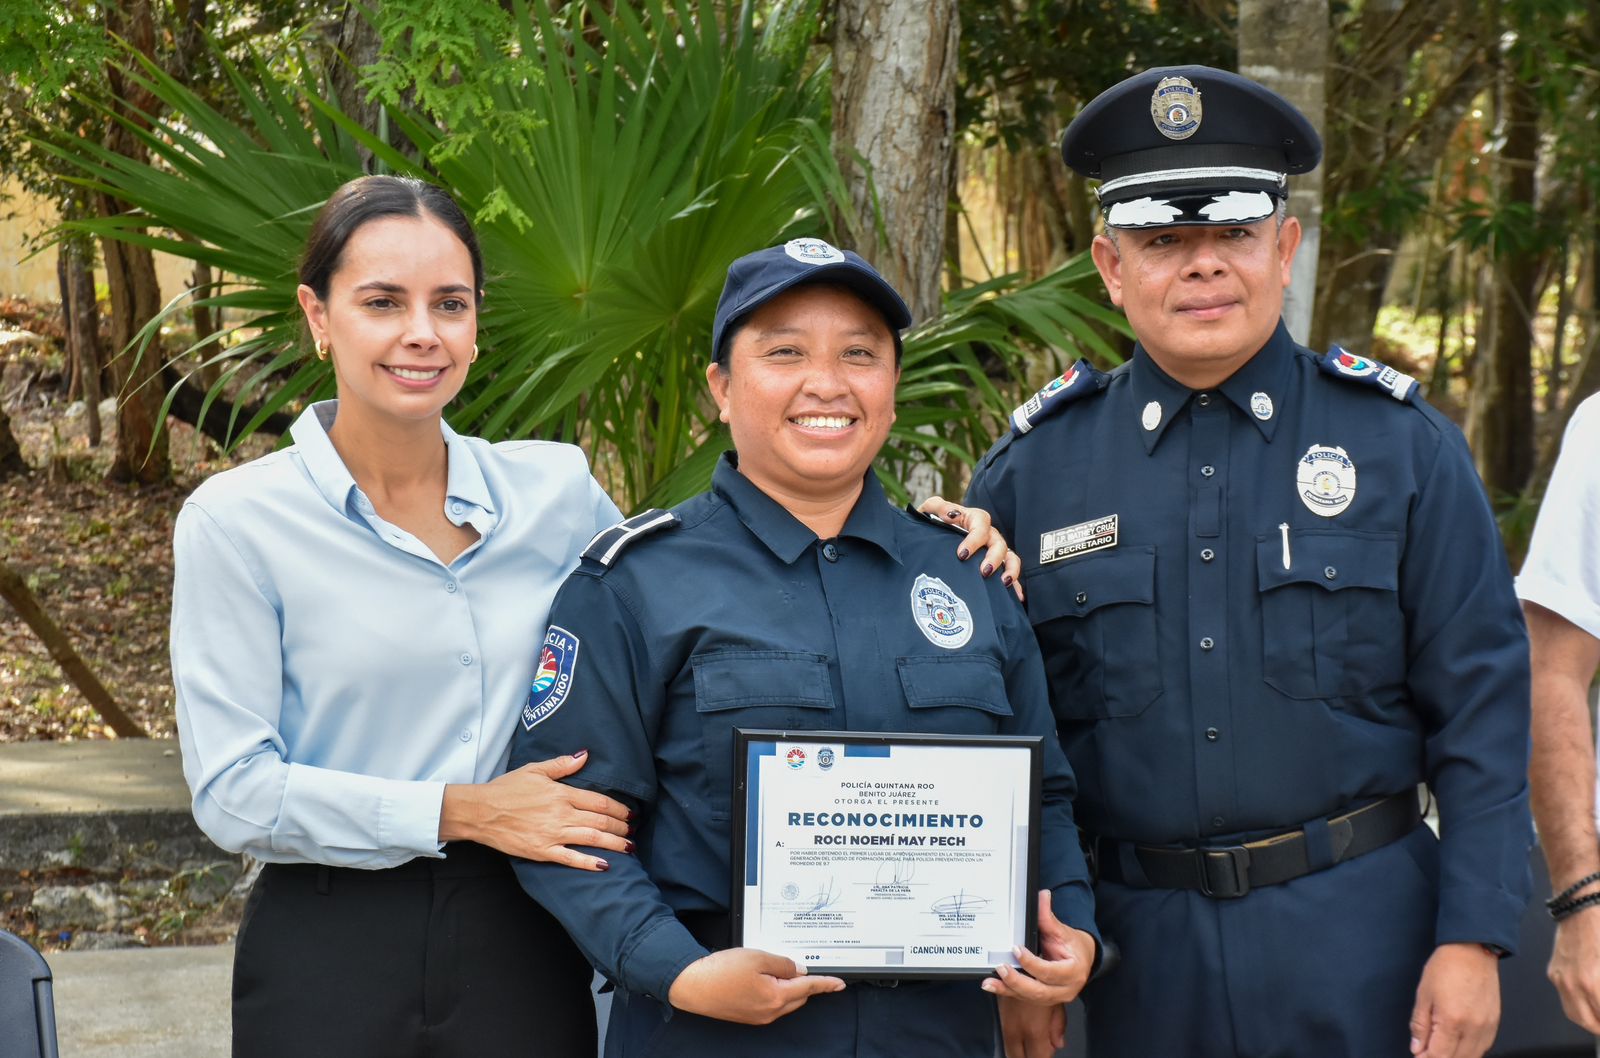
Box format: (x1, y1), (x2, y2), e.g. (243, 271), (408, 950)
(581, 509), (679, 567)
(1010, 360), (1109, 435)
(1317, 346), (1418, 404)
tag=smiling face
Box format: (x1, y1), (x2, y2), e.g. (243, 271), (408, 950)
(296, 214), (478, 427)
(706, 283), (899, 514)
(1090, 215), (1301, 388)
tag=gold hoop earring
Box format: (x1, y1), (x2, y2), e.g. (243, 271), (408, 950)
(314, 340), (328, 362)
(470, 343), (480, 364)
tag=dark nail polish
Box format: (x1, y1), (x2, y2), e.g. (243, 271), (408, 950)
(947, 508), (960, 519)
(573, 748), (588, 759)
(981, 563), (993, 577)
(625, 840), (636, 854)
(1002, 573), (1013, 587)
(595, 859), (610, 871)
(957, 547), (970, 561)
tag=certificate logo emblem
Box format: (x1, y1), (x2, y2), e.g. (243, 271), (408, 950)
(910, 574), (973, 650)
(521, 625), (580, 729)
(786, 747), (807, 770)
(817, 747), (835, 770)
(1296, 444), (1357, 517)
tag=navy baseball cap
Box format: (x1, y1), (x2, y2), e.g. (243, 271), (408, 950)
(1060, 65), (1321, 229)
(711, 239), (913, 364)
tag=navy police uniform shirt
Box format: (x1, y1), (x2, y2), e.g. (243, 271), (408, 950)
(509, 455), (1098, 1056)
(966, 321), (1532, 954)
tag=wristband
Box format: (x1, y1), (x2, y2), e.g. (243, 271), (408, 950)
(1551, 890), (1600, 922)
(1546, 870), (1600, 910)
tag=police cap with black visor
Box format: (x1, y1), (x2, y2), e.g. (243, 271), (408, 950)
(711, 238), (913, 365)
(1060, 64), (1321, 230)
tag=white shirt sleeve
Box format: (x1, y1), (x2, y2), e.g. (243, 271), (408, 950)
(171, 503), (445, 867)
(1517, 394), (1600, 640)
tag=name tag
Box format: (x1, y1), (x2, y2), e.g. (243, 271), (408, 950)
(1039, 514), (1118, 564)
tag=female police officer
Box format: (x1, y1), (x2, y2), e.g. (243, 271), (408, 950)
(509, 240), (1098, 1057)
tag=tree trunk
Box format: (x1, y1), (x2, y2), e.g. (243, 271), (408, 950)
(831, 0), (958, 323)
(100, 0), (169, 484)
(0, 407), (27, 478)
(189, 257), (220, 392)
(1239, 0), (1328, 345)
(1466, 53), (1539, 499)
(0, 558), (147, 738)
(58, 235), (103, 447)
(1310, 0), (1489, 355)
(331, 2), (389, 171)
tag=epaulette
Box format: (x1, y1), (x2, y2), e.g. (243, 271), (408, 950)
(581, 509), (679, 567)
(1010, 359), (1109, 435)
(904, 503), (967, 535)
(1317, 346), (1418, 403)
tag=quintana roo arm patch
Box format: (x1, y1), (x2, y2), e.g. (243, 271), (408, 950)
(1010, 359), (1109, 435)
(1317, 346), (1419, 404)
(581, 509), (680, 567)
(523, 625), (580, 730)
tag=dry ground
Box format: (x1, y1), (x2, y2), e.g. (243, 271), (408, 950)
(2, 335), (273, 743)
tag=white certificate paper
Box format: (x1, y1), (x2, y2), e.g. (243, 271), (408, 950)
(732, 730), (1040, 979)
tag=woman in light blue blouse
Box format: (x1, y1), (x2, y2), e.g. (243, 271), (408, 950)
(170, 176), (634, 1057)
(172, 176), (1017, 1057)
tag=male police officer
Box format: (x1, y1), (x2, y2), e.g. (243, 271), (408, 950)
(959, 66), (1532, 1058)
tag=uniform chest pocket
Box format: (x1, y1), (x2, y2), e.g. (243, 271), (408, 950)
(897, 655), (1012, 735)
(1023, 547), (1162, 720)
(691, 651), (837, 821)
(1256, 530), (1405, 700)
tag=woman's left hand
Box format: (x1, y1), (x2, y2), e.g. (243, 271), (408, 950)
(982, 890), (1096, 1005)
(919, 496), (1025, 601)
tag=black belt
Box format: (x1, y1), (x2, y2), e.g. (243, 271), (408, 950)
(1091, 792), (1421, 899)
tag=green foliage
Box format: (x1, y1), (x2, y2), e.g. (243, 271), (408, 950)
(958, 0), (1235, 149)
(44, 0), (1124, 510)
(360, 0), (544, 160)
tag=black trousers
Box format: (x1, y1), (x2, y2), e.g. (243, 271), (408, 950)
(233, 842), (596, 1058)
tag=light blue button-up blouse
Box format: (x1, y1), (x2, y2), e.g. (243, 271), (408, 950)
(171, 402), (623, 868)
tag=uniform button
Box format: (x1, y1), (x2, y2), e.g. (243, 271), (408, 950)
(1205, 727), (1219, 742)
(1324, 566), (1338, 580)
(1200, 465), (1215, 478)
(357, 497), (373, 512)
(1197, 393), (1212, 406)
(1075, 591), (1088, 605)
(1199, 636), (1215, 651)
(1212, 815), (1225, 828)
(445, 581), (458, 594)
(459, 652), (473, 666)
(450, 501), (466, 516)
(458, 729), (473, 743)
(1200, 548), (1215, 562)
(821, 543), (839, 562)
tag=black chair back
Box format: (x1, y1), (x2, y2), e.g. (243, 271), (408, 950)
(0, 930), (59, 1058)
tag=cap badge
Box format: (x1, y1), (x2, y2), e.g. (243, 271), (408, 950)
(1141, 401), (1162, 431)
(910, 573), (973, 650)
(1296, 444), (1356, 518)
(784, 238), (845, 266)
(1150, 75), (1202, 140)
(1251, 392), (1274, 421)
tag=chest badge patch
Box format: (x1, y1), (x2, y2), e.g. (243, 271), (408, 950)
(1296, 445), (1357, 517)
(522, 625), (580, 730)
(1040, 514), (1119, 564)
(1251, 392), (1274, 421)
(910, 574), (973, 650)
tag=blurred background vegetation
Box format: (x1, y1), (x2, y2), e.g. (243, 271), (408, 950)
(0, 0), (1595, 550)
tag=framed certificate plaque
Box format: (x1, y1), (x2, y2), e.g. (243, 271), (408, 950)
(730, 729), (1042, 980)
